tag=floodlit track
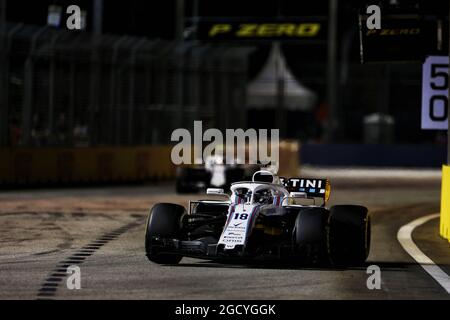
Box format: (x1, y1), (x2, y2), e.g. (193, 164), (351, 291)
(0, 170), (449, 299)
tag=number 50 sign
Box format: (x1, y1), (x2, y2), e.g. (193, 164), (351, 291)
(422, 56), (449, 130)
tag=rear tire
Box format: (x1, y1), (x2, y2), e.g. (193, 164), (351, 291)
(175, 180), (194, 194)
(328, 205), (371, 266)
(145, 203), (186, 264)
(293, 207), (329, 265)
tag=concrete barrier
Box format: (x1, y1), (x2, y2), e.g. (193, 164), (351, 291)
(301, 144), (446, 167)
(0, 149), (13, 184)
(441, 165), (450, 242)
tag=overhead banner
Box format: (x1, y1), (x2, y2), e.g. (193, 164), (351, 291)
(196, 18), (327, 41)
(422, 56), (449, 130)
(359, 15), (447, 63)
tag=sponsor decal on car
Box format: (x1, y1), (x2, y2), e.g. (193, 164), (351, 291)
(218, 204), (260, 250)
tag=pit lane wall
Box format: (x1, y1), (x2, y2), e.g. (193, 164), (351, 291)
(0, 141), (301, 186)
(441, 165), (450, 242)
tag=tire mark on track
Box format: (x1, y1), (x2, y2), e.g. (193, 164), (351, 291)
(36, 214), (146, 300)
(0, 211), (128, 259)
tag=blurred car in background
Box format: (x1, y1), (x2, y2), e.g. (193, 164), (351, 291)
(176, 155), (261, 193)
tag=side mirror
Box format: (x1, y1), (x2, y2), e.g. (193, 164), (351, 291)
(207, 188), (225, 196)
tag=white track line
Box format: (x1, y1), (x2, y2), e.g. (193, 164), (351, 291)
(397, 213), (450, 294)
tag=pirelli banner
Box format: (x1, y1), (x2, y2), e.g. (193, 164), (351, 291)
(197, 18), (327, 42)
(359, 15), (448, 63)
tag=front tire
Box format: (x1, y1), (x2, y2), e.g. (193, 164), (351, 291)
(145, 203), (186, 264)
(328, 205), (371, 266)
(293, 207), (329, 265)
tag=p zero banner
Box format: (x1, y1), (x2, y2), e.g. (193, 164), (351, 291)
(359, 15), (447, 63)
(196, 18), (326, 41)
(422, 56), (449, 130)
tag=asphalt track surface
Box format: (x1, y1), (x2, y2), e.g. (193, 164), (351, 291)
(0, 168), (449, 300)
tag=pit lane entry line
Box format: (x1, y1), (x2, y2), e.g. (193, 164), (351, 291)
(397, 213), (450, 294)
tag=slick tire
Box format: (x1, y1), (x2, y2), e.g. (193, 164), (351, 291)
(145, 203), (186, 264)
(175, 180), (194, 194)
(293, 207), (329, 265)
(175, 167), (209, 194)
(328, 205), (371, 267)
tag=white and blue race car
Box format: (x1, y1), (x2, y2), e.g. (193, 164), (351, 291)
(146, 171), (371, 266)
(175, 155), (261, 193)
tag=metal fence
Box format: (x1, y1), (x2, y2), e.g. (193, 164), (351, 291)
(0, 23), (254, 147)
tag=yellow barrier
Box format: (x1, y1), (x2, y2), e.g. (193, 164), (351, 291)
(441, 165), (450, 242)
(0, 141), (301, 186)
(0, 146), (176, 185)
(278, 140), (301, 177)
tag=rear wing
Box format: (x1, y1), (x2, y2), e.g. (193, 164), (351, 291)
(280, 178), (331, 203)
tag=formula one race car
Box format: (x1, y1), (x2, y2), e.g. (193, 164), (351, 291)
(145, 171), (371, 266)
(175, 155), (261, 193)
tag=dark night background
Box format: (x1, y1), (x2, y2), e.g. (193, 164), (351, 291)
(6, 0), (448, 38)
(2, 0), (449, 145)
